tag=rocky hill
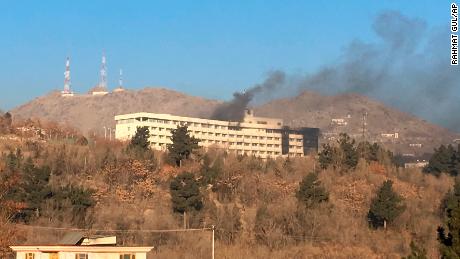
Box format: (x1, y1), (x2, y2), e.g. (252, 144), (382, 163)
(12, 88), (221, 134)
(255, 91), (459, 154)
(11, 88), (459, 154)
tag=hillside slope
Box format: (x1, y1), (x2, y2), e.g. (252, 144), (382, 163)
(12, 88), (458, 154)
(256, 91), (458, 154)
(12, 88), (221, 134)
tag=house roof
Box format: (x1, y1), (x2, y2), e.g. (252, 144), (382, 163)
(9, 246), (154, 253)
(59, 232), (84, 245)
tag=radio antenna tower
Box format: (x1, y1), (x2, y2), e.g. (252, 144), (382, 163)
(61, 57), (74, 96)
(119, 69), (123, 87)
(100, 52), (107, 89)
(361, 111), (368, 140)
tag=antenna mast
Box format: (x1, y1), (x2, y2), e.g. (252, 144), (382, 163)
(100, 52), (107, 89)
(61, 57), (74, 96)
(362, 111), (368, 141)
(119, 69), (123, 87)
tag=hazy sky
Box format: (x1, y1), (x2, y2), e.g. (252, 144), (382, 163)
(0, 1), (455, 111)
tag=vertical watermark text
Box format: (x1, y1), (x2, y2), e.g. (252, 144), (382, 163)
(452, 3), (458, 65)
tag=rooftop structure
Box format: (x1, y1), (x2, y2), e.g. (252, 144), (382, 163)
(10, 234), (154, 259)
(115, 110), (319, 158)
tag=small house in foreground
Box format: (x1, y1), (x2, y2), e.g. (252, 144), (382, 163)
(10, 233), (154, 259)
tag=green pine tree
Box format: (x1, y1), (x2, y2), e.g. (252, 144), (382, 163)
(438, 179), (460, 258)
(296, 172), (329, 208)
(200, 155), (223, 186)
(169, 172), (203, 214)
(368, 180), (405, 229)
(318, 143), (336, 169)
(167, 125), (199, 167)
(21, 158), (52, 216)
(338, 133), (358, 171)
(129, 126), (151, 151)
(424, 144), (456, 176)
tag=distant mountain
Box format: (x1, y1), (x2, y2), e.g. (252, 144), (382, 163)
(12, 88), (458, 154)
(12, 88), (221, 134)
(255, 91), (458, 154)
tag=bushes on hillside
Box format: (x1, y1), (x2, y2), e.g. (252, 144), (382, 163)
(424, 144), (460, 176)
(0, 112), (12, 134)
(438, 179), (460, 257)
(319, 133), (393, 171)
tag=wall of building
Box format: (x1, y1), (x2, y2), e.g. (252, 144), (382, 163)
(115, 112), (318, 159)
(15, 251), (147, 259)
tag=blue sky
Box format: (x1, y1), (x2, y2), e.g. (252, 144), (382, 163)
(0, 1), (455, 110)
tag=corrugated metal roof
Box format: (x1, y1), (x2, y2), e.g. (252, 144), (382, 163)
(59, 232), (84, 245)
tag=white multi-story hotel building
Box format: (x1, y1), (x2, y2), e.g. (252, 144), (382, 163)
(115, 110), (319, 159)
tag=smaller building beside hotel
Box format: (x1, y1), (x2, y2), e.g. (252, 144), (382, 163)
(10, 234), (154, 259)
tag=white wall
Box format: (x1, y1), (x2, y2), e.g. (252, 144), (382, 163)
(15, 252), (147, 259)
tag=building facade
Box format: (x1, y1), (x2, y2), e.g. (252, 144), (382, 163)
(115, 110), (319, 159)
(10, 234), (153, 259)
(10, 246), (154, 259)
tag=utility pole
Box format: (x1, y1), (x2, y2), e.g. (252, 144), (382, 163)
(212, 225), (215, 259)
(183, 211), (186, 229)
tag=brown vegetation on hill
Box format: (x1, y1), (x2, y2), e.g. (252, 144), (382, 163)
(0, 122), (455, 258)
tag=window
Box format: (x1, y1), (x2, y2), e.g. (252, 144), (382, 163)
(252, 143), (257, 146)
(267, 137), (273, 140)
(252, 136), (257, 139)
(26, 253), (35, 259)
(259, 136), (264, 140)
(120, 255), (136, 259)
(76, 254), (88, 259)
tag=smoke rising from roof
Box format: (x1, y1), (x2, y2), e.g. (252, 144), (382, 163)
(211, 71), (285, 121)
(212, 11), (460, 130)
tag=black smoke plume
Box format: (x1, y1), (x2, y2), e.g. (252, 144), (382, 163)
(212, 11), (460, 130)
(211, 71), (285, 121)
